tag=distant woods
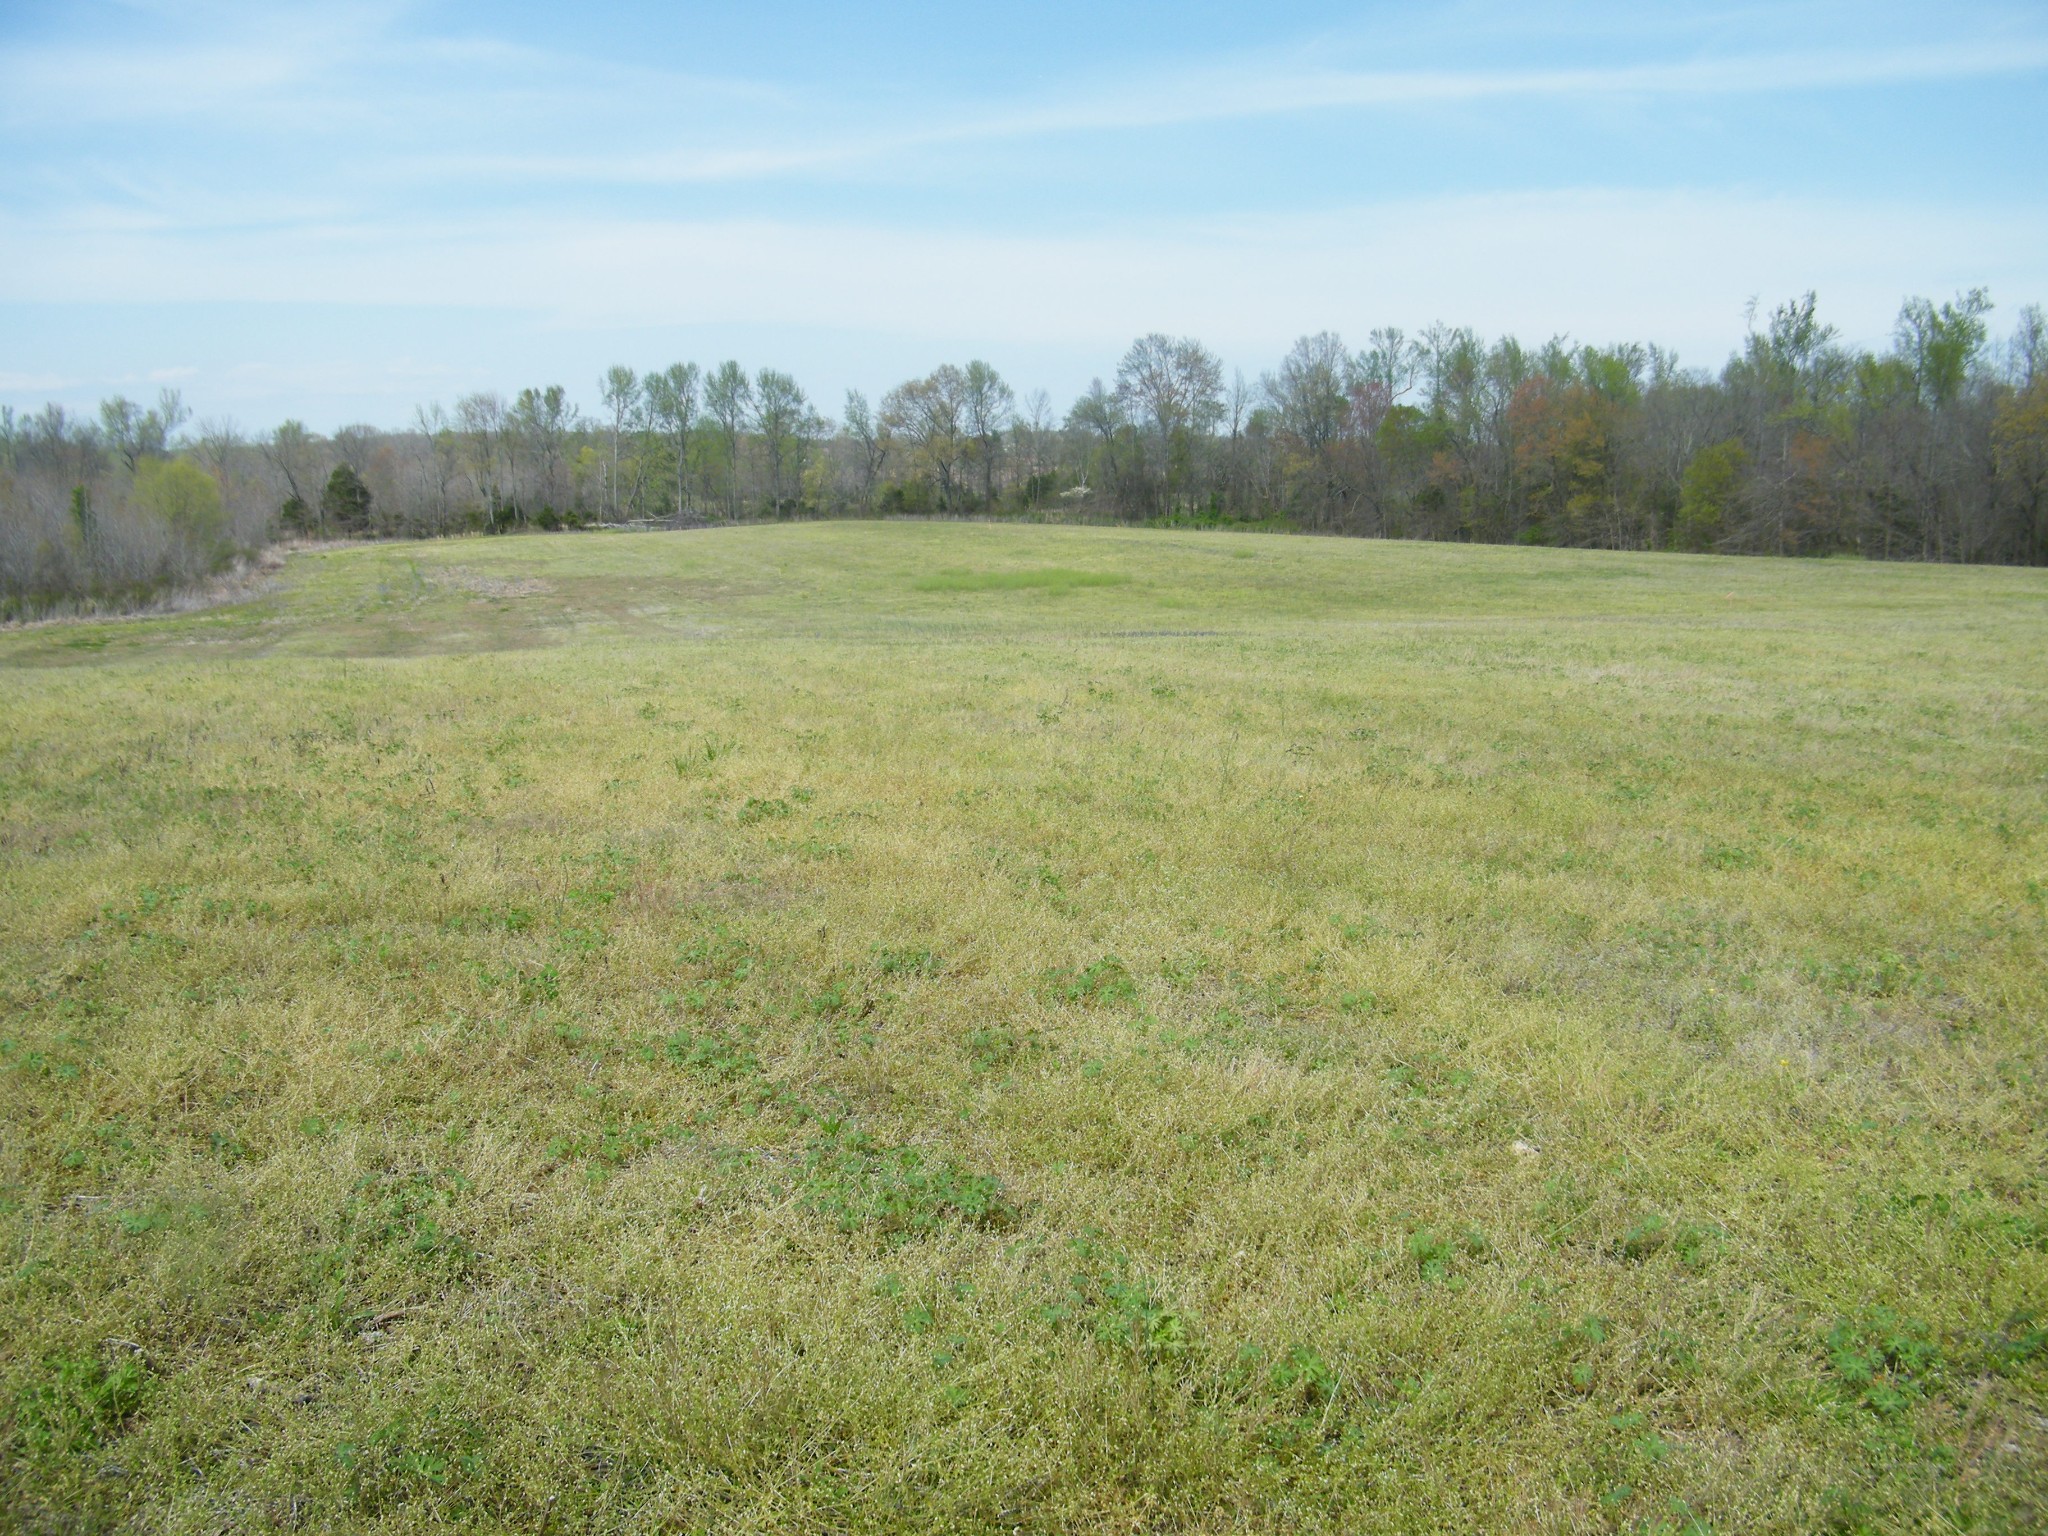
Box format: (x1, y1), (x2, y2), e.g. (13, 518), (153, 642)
(5, 289), (2047, 616)
(0, 389), (268, 619)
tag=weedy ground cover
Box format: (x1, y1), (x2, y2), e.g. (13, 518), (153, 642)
(1, 522), (2045, 1532)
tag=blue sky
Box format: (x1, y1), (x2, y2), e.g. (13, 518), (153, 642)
(2, 0), (2045, 430)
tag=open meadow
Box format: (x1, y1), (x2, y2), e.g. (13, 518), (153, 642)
(2, 522), (2046, 1533)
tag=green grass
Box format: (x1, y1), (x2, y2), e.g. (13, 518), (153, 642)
(912, 566), (1131, 594)
(2, 521), (2045, 1532)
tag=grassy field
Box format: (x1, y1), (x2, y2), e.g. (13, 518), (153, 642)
(2, 522), (2045, 1533)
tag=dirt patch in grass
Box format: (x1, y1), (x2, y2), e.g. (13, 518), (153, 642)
(432, 567), (555, 599)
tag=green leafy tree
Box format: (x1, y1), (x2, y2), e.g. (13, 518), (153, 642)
(1895, 289), (1992, 410)
(704, 361), (753, 520)
(753, 367), (812, 511)
(98, 388), (189, 471)
(1672, 439), (1748, 552)
(643, 364), (700, 518)
(512, 384), (574, 515)
(132, 458), (231, 563)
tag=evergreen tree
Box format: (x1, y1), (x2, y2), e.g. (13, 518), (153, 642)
(321, 464), (374, 535)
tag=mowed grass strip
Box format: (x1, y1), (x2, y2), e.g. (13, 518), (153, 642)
(0, 522), (2044, 1533)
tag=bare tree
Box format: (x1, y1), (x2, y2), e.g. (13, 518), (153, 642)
(882, 366), (968, 507)
(961, 360), (1015, 505)
(1223, 369), (1253, 511)
(196, 417), (242, 486)
(1015, 387), (1054, 486)
(843, 388), (891, 513)
(1115, 334), (1223, 513)
(332, 424), (377, 477)
(1356, 327), (1420, 403)
(1263, 334), (1349, 454)
(455, 391), (507, 529)
(1067, 378), (1124, 460)
(2009, 304), (2046, 390)
(412, 403), (459, 525)
(263, 419), (321, 529)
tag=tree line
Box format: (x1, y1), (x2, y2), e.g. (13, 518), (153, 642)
(5, 288), (2046, 616)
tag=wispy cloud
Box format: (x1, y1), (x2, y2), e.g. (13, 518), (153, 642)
(11, 5), (2046, 192)
(410, 32), (2048, 188)
(0, 3), (779, 135)
(1005, 36), (2048, 127)
(0, 3), (397, 125)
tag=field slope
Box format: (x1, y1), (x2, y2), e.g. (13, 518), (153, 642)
(2, 523), (2046, 1533)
